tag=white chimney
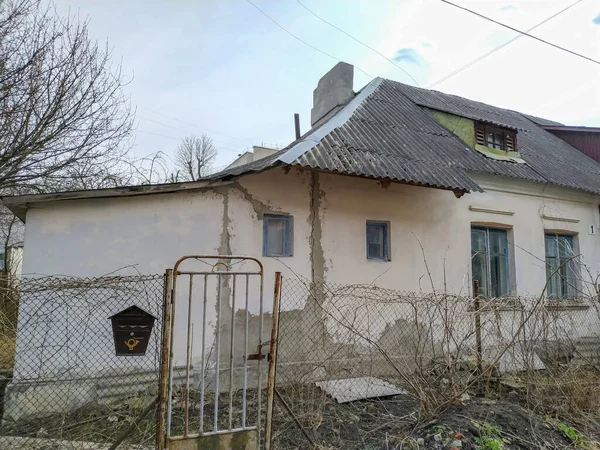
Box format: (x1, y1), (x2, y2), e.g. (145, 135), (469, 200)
(310, 62), (354, 126)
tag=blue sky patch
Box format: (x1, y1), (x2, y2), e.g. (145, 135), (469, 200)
(393, 48), (421, 64)
(593, 13), (600, 25)
(500, 4), (516, 11)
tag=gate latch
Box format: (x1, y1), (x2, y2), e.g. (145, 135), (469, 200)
(247, 342), (271, 361)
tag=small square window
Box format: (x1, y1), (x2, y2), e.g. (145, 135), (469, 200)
(486, 132), (503, 149)
(366, 221), (390, 261)
(263, 215), (293, 257)
(475, 122), (517, 152)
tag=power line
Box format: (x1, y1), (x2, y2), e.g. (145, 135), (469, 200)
(429, 0), (585, 88)
(136, 130), (245, 153)
(138, 115), (179, 130)
(295, 0), (420, 86)
(145, 110), (251, 144)
(440, 0), (600, 66)
(138, 114), (249, 147)
(137, 130), (178, 141)
(245, 0), (374, 79)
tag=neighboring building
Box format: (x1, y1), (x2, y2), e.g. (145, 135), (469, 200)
(226, 145), (279, 169)
(0, 206), (25, 286)
(541, 125), (600, 164)
(1, 244), (23, 286)
(2, 63), (600, 410)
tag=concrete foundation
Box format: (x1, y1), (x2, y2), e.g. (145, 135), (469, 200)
(3, 380), (97, 422)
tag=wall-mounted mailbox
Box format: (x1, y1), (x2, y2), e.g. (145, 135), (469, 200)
(110, 306), (157, 356)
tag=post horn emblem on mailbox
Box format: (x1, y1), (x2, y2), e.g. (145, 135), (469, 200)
(125, 338), (141, 351)
(109, 306), (157, 356)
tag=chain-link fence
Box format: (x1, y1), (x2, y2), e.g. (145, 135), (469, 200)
(2, 270), (600, 449)
(0, 274), (165, 450)
(271, 276), (600, 449)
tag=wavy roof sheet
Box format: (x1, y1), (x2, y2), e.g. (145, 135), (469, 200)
(212, 78), (600, 195)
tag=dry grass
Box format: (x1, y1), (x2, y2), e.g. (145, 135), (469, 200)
(0, 335), (15, 370)
(519, 368), (600, 415)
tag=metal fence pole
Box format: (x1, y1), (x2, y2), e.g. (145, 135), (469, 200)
(264, 272), (282, 450)
(473, 279), (483, 380)
(156, 269), (173, 450)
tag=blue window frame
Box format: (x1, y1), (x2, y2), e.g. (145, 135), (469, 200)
(366, 221), (390, 261)
(545, 233), (577, 299)
(263, 215), (293, 257)
(471, 227), (509, 298)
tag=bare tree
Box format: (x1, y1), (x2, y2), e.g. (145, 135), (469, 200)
(0, 207), (21, 275)
(174, 134), (217, 181)
(0, 0), (134, 193)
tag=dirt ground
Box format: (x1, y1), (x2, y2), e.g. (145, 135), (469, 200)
(2, 383), (599, 449)
(271, 384), (418, 449)
(412, 397), (583, 450)
(270, 385), (599, 450)
(0, 398), (158, 448)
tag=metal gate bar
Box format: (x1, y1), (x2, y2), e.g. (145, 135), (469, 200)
(158, 255), (266, 449)
(242, 274), (249, 429)
(199, 274), (208, 434)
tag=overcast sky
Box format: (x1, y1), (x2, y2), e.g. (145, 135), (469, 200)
(55, 0), (600, 171)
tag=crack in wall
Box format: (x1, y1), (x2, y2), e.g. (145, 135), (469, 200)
(215, 187), (232, 258)
(230, 181), (270, 219)
(213, 187), (233, 350)
(297, 170), (331, 366)
(308, 171), (325, 285)
(211, 185), (272, 368)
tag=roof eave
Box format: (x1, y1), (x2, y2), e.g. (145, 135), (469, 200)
(1, 179), (234, 222)
(293, 165), (478, 196)
(541, 125), (600, 133)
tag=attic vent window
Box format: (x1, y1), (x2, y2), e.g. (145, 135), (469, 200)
(475, 122), (517, 153)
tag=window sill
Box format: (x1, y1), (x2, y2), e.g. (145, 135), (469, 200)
(473, 144), (525, 163)
(544, 300), (590, 311)
(475, 298), (523, 312)
(367, 259), (391, 262)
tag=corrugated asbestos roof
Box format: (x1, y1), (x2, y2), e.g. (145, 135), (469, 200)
(4, 76), (599, 221)
(212, 78), (600, 196)
(521, 114), (563, 127)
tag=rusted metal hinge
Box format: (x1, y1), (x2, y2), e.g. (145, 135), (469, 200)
(247, 342), (272, 361)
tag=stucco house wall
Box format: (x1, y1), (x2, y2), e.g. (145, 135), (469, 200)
(15, 167), (600, 377)
(22, 169), (600, 295)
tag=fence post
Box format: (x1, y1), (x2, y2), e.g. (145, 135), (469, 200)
(473, 279), (483, 381)
(156, 269), (173, 450)
(264, 272), (282, 450)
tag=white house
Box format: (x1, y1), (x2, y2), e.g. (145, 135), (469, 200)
(5, 61), (599, 297)
(3, 244), (23, 287)
(2, 63), (600, 418)
(226, 145), (279, 169)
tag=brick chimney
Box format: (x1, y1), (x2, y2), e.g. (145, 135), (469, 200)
(310, 62), (354, 126)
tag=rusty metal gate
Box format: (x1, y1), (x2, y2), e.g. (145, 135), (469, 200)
(157, 256), (281, 450)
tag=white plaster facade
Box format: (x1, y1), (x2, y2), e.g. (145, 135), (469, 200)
(22, 169), (600, 293)
(14, 167), (600, 374)
(3, 165), (600, 422)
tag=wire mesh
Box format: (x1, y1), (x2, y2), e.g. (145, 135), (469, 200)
(271, 276), (600, 449)
(0, 274), (164, 450)
(2, 271), (600, 450)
